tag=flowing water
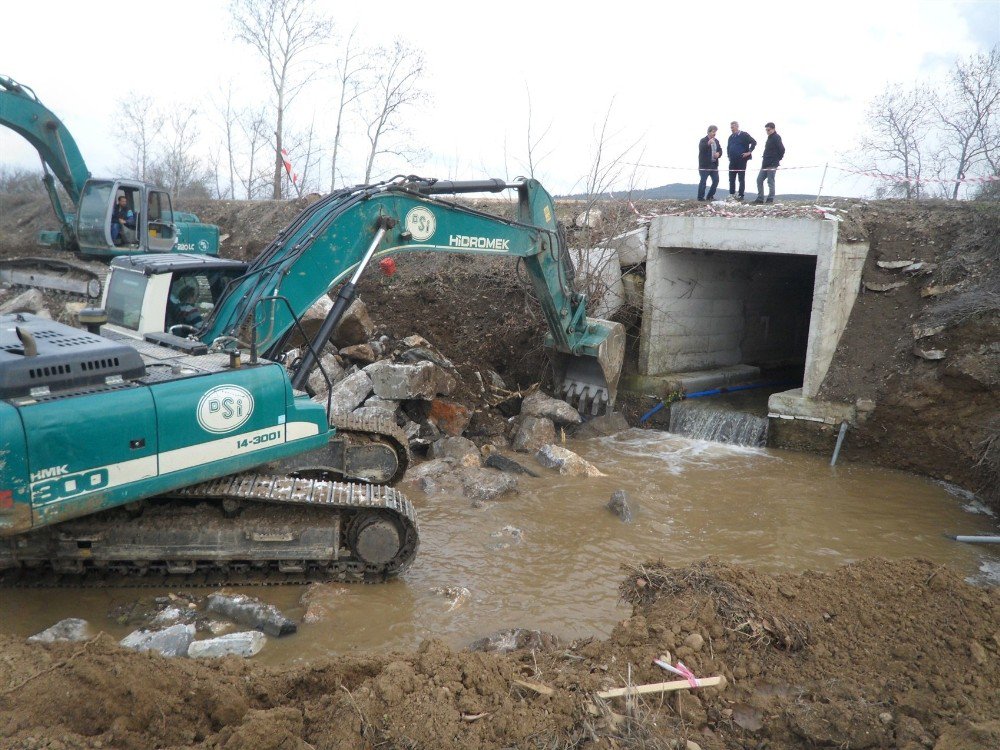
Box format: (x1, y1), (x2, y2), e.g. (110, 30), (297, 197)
(668, 398), (769, 446)
(2, 428), (997, 666)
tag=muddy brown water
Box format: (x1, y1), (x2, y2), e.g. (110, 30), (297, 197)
(2, 428), (997, 665)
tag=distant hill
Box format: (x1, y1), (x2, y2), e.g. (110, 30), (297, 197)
(558, 183), (820, 201)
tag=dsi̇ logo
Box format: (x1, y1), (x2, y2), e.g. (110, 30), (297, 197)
(197, 385), (254, 433)
(404, 206), (436, 242)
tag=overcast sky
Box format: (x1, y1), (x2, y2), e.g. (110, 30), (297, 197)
(2, 0), (998, 199)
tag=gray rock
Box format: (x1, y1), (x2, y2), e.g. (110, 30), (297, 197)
(484, 453), (540, 477)
(430, 436), (480, 464)
(0, 288), (46, 315)
(521, 391), (583, 426)
(294, 294), (334, 345)
(535, 444), (605, 476)
(119, 623), (195, 657)
(364, 395), (401, 412)
(365, 360), (453, 400)
(187, 631), (267, 658)
(406, 457), (458, 481)
(150, 607), (184, 626)
(461, 468), (518, 503)
(206, 593), (297, 637)
(512, 416), (556, 453)
(326, 370), (373, 416)
(607, 490), (634, 522)
(571, 412), (629, 439)
(400, 346), (454, 370)
(913, 346), (946, 360)
(28, 618), (91, 643)
(331, 298), (375, 347)
(469, 628), (561, 653)
(307, 353), (346, 398)
(350, 405), (398, 422)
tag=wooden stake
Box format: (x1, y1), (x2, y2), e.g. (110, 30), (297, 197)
(597, 675), (725, 700)
(513, 678), (554, 696)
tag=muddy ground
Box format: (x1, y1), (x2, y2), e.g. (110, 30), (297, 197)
(0, 193), (998, 748)
(1, 559), (998, 749)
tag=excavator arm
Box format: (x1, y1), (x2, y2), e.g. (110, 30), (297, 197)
(0, 75), (90, 249)
(199, 178), (624, 413)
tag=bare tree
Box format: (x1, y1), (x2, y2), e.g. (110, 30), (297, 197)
(580, 98), (644, 225)
(521, 84), (554, 180)
(212, 81), (240, 199)
(855, 84), (933, 199)
(114, 94), (165, 181)
(158, 108), (204, 197)
(934, 46), (1000, 199)
(237, 105), (272, 199)
(329, 26), (370, 191)
(359, 40), (426, 183)
(231, 0), (332, 199)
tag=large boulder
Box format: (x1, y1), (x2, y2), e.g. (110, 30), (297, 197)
(331, 298), (375, 347)
(521, 391), (583, 426)
(427, 398), (472, 436)
(119, 623), (195, 657)
(206, 593), (297, 637)
(288, 294), (333, 346)
(430, 436), (481, 466)
(511, 416), (555, 453)
(461, 468), (518, 503)
(0, 288), (45, 315)
(365, 360), (453, 400)
(535, 444), (606, 477)
(325, 370), (373, 416)
(306, 353), (345, 399)
(188, 631), (267, 658)
(571, 412), (629, 439)
(28, 618), (91, 643)
(607, 489), (634, 522)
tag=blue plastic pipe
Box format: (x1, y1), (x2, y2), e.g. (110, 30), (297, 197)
(639, 379), (797, 424)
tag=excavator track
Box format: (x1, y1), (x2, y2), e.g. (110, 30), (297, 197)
(0, 474), (419, 588)
(0, 256), (105, 300)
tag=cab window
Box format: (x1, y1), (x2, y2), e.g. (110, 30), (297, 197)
(105, 272), (148, 330)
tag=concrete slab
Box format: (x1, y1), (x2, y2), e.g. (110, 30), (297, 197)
(621, 364), (760, 397)
(767, 388), (855, 425)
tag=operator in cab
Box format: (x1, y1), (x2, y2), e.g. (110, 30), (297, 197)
(111, 193), (136, 245)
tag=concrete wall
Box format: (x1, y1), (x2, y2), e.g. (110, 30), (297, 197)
(639, 216), (868, 397)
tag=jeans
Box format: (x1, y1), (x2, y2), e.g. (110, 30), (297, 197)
(756, 167), (776, 199)
(697, 168), (719, 200)
(728, 160), (747, 197)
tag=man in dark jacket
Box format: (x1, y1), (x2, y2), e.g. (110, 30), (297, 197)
(726, 121), (757, 201)
(110, 194), (136, 245)
(697, 125), (723, 201)
(754, 122), (785, 204)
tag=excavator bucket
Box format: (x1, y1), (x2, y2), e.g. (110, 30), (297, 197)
(550, 319), (626, 416)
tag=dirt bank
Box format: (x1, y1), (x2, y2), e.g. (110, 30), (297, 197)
(1, 558), (997, 749)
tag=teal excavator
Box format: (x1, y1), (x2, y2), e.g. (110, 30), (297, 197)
(0, 177), (624, 584)
(0, 75), (219, 298)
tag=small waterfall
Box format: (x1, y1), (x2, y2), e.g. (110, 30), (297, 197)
(669, 399), (769, 447)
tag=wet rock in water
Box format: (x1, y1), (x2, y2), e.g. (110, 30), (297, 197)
(520, 391), (583, 426)
(607, 489), (634, 522)
(512, 416), (556, 453)
(490, 525), (524, 548)
(339, 343), (379, 364)
(307, 353), (346, 399)
(468, 628), (561, 653)
(119, 623), (195, 657)
(430, 436), (480, 466)
(461, 468), (518, 504)
(430, 585), (471, 611)
(299, 583), (348, 624)
(0, 288), (46, 315)
(188, 631), (266, 658)
(366, 360), (453, 400)
(535, 444), (606, 477)
(484, 452), (540, 477)
(427, 398), (472, 436)
(571, 412), (629, 439)
(28, 618), (91, 643)
(325, 370), (373, 416)
(206, 593), (297, 637)
(406, 457), (459, 481)
(150, 606), (185, 626)
(331, 298), (375, 347)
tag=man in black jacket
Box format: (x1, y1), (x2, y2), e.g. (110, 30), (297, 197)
(754, 123), (786, 204)
(726, 121), (757, 201)
(697, 125), (723, 201)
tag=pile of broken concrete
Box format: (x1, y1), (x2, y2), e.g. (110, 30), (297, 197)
(293, 295), (631, 507)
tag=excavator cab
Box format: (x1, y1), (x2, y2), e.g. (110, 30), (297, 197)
(75, 180), (178, 256)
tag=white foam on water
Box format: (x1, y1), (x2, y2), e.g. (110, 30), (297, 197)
(594, 427), (771, 475)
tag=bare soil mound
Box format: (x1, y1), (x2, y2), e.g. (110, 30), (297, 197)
(1, 559), (997, 749)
